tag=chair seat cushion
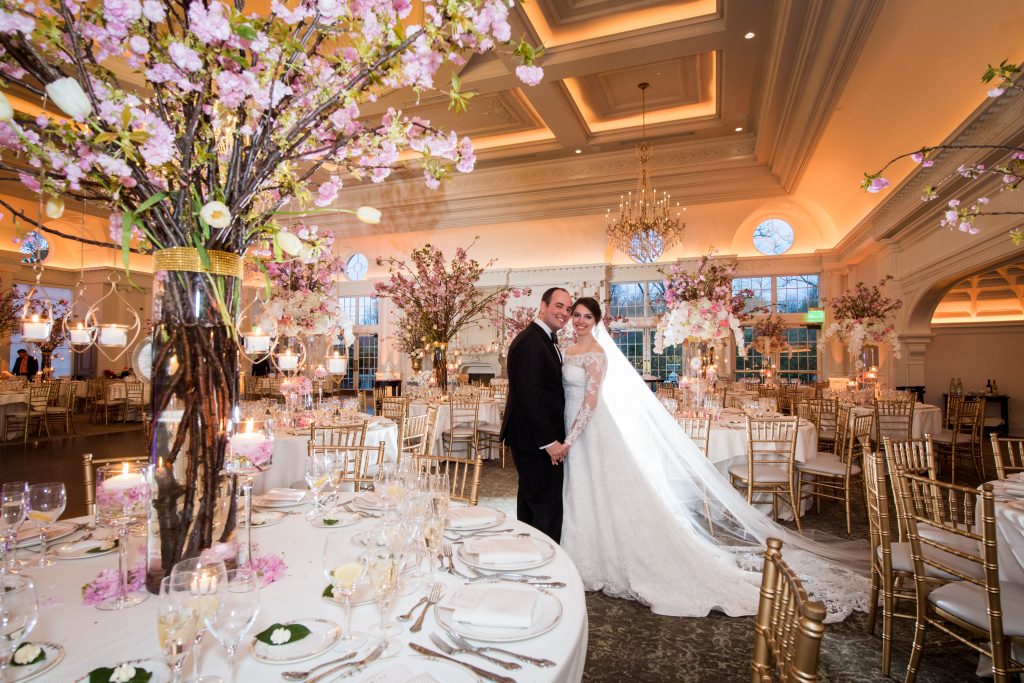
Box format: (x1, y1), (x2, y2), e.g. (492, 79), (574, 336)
(885, 542), (984, 581)
(919, 522), (981, 556)
(477, 422), (501, 434)
(443, 427), (476, 437)
(930, 580), (1024, 637)
(818, 428), (836, 440)
(728, 463), (790, 483)
(798, 455), (860, 477)
(931, 430), (972, 444)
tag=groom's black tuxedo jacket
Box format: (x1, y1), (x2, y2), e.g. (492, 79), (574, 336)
(500, 322), (565, 453)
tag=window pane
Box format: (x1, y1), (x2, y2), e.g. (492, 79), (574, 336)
(614, 330), (645, 372)
(735, 327), (762, 380)
(338, 333), (378, 390)
(339, 297), (358, 322)
(776, 275), (819, 314)
(649, 335), (683, 382)
(779, 327), (818, 383)
(358, 297), (378, 325)
(732, 277), (771, 313)
(647, 282), (666, 315)
(610, 283), (645, 318)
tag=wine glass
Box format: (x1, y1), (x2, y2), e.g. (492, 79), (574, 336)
(0, 574), (38, 683)
(224, 418), (274, 568)
(304, 450), (333, 521)
(322, 532), (367, 652)
(365, 546), (401, 656)
(204, 568), (260, 683)
(423, 493), (448, 579)
(94, 462), (152, 610)
(26, 482), (66, 567)
(0, 482), (27, 573)
(159, 576), (199, 683)
(170, 556), (226, 683)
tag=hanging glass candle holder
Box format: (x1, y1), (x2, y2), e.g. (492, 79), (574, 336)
(272, 338), (306, 373)
(81, 273), (141, 362)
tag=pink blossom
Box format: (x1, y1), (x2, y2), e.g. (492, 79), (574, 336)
(314, 176), (340, 207)
(82, 563), (146, 605)
(17, 173), (40, 192)
(216, 70), (257, 108)
(515, 64), (543, 86)
(103, 0), (142, 24)
(0, 10), (35, 34)
(188, 1), (231, 44)
(866, 177), (889, 193)
(129, 35), (149, 53)
(988, 87), (1006, 98)
(141, 0), (164, 21)
(169, 42), (202, 72)
(145, 63), (178, 83)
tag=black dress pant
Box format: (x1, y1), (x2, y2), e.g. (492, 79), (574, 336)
(511, 447), (564, 543)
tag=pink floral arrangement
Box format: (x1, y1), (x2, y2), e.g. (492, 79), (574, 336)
(750, 315), (791, 356)
(251, 552), (287, 587)
(82, 562), (146, 606)
(95, 479), (151, 515)
(822, 276), (903, 362)
(280, 376), (313, 396)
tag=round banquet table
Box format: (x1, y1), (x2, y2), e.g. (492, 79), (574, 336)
(23, 508), (588, 682)
(850, 403), (942, 439)
(409, 398), (502, 459)
(986, 477), (1024, 584)
(257, 419), (400, 493)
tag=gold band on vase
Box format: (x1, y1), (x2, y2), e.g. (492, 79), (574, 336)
(152, 247), (243, 278)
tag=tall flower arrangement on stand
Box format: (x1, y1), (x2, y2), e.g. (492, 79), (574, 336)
(750, 314), (790, 383)
(0, 0), (542, 586)
(375, 242), (529, 389)
(821, 276), (902, 368)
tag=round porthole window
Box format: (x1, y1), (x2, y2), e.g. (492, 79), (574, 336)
(753, 219), (794, 256)
(345, 253), (368, 281)
(19, 231), (50, 264)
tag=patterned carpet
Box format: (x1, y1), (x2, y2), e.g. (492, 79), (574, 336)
(478, 458), (988, 682)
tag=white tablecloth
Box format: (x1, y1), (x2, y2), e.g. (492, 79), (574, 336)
(850, 403), (942, 439)
(987, 478), (1024, 584)
(24, 511), (587, 682)
(410, 399), (502, 459)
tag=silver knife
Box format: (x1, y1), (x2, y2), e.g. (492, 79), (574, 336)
(409, 643), (517, 683)
(468, 573), (551, 583)
(305, 643), (384, 683)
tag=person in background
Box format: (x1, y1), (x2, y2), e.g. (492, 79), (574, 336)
(11, 348), (38, 380)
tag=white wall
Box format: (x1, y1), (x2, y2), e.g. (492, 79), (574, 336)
(924, 323), (1024, 435)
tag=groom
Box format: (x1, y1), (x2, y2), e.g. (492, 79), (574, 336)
(500, 287), (572, 543)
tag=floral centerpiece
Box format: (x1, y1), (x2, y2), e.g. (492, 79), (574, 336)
(0, 0), (542, 588)
(654, 253), (759, 355)
(375, 241), (529, 388)
(750, 315), (791, 356)
(821, 276), (902, 365)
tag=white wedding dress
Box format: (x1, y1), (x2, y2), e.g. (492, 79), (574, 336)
(560, 326), (870, 621)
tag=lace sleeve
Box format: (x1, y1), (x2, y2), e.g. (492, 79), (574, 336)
(565, 352), (607, 447)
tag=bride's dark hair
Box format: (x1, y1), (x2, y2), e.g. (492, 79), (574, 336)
(572, 296), (602, 323)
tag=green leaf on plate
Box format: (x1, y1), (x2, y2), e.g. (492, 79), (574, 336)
(86, 539), (118, 554)
(88, 666), (153, 683)
(321, 518), (339, 526)
(10, 643), (44, 666)
(322, 584), (334, 598)
(254, 623), (311, 646)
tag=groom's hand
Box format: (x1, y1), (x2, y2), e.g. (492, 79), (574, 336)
(546, 442), (567, 464)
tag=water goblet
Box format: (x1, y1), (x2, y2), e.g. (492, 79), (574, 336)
(0, 482), (27, 573)
(224, 417), (274, 568)
(170, 556), (226, 683)
(26, 482), (66, 567)
(0, 574), (38, 683)
(158, 575), (199, 683)
(322, 532), (367, 652)
(94, 462), (152, 610)
(304, 450), (333, 520)
(204, 569), (260, 683)
(365, 545), (402, 656)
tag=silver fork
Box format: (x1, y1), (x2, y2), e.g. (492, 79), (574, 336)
(302, 642), (385, 683)
(280, 650), (358, 680)
(428, 633), (521, 671)
(409, 582), (443, 633)
(442, 542), (472, 580)
(446, 630), (557, 668)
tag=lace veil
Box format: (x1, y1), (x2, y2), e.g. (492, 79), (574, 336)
(591, 324), (870, 620)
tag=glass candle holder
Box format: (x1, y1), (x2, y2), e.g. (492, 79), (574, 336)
(224, 418), (275, 570)
(95, 462), (152, 610)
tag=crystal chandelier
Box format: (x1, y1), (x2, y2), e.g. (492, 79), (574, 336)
(606, 82), (685, 263)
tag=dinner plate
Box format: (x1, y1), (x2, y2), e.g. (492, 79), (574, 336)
(74, 658), (172, 683)
(8, 642), (63, 682)
(252, 491), (309, 508)
(249, 618), (341, 664)
(457, 536), (556, 572)
(435, 583), (563, 643)
(311, 512), (361, 529)
(446, 506), (506, 532)
(240, 510), (288, 528)
(53, 537), (119, 560)
(322, 581), (376, 606)
(16, 521), (77, 548)
(349, 655), (479, 683)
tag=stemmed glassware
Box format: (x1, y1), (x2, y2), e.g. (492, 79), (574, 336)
(424, 492), (448, 579)
(94, 462), (152, 610)
(0, 482), (27, 573)
(169, 555), (226, 683)
(374, 463), (402, 509)
(204, 568), (260, 683)
(304, 450), (333, 521)
(0, 574), (38, 683)
(158, 575), (200, 683)
(322, 532), (367, 652)
(26, 482), (66, 567)
(224, 418), (274, 568)
(365, 544), (401, 656)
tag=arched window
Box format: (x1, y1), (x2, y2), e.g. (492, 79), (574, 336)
(19, 231), (49, 264)
(345, 253), (368, 281)
(752, 219), (794, 256)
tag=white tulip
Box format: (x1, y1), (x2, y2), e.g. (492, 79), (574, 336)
(275, 230), (302, 256)
(199, 200), (231, 229)
(44, 195), (64, 219)
(355, 206), (381, 224)
(0, 92), (13, 122)
(45, 77), (92, 121)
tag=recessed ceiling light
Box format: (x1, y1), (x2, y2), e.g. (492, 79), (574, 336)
(744, 32), (756, 39)
(574, 149), (582, 154)
(734, 127), (744, 132)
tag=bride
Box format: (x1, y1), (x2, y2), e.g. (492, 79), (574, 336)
(558, 297), (868, 621)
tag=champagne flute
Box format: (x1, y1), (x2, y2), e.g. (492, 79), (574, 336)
(0, 574), (38, 683)
(204, 569), (259, 683)
(26, 482), (66, 567)
(424, 493), (448, 578)
(304, 450), (333, 520)
(0, 483), (27, 573)
(322, 532), (367, 652)
(365, 546), (401, 656)
(159, 576), (199, 683)
(170, 556), (226, 683)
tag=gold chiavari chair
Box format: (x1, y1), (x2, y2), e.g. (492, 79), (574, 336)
(441, 394), (481, 461)
(83, 453), (149, 518)
(932, 397), (984, 483)
(477, 391), (507, 466)
(796, 407), (871, 534)
(882, 436), (938, 543)
(357, 389), (374, 413)
(43, 380), (75, 436)
(419, 441), (485, 506)
(402, 405), (439, 463)
(991, 434), (1024, 480)
(373, 384), (399, 414)
(309, 422), (367, 448)
(810, 397), (839, 454)
(322, 443), (386, 493)
(379, 396), (409, 457)
(124, 381), (145, 422)
(943, 393), (965, 431)
(873, 398), (915, 451)
(750, 537), (828, 682)
(894, 475), (1022, 683)
(92, 380), (128, 424)
(656, 386), (676, 400)
(1, 385), (49, 442)
(729, 416), (802, 531)
(677, 413), (715, 534)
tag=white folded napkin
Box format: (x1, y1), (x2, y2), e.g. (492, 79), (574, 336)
(361, 664), (440, 683)
(463, 537), (543, 565)
(446, 507), (498, 529)
(448, 586), (538, 629)
(356, 492), (384, 508)
(261, 488), (307, 502)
